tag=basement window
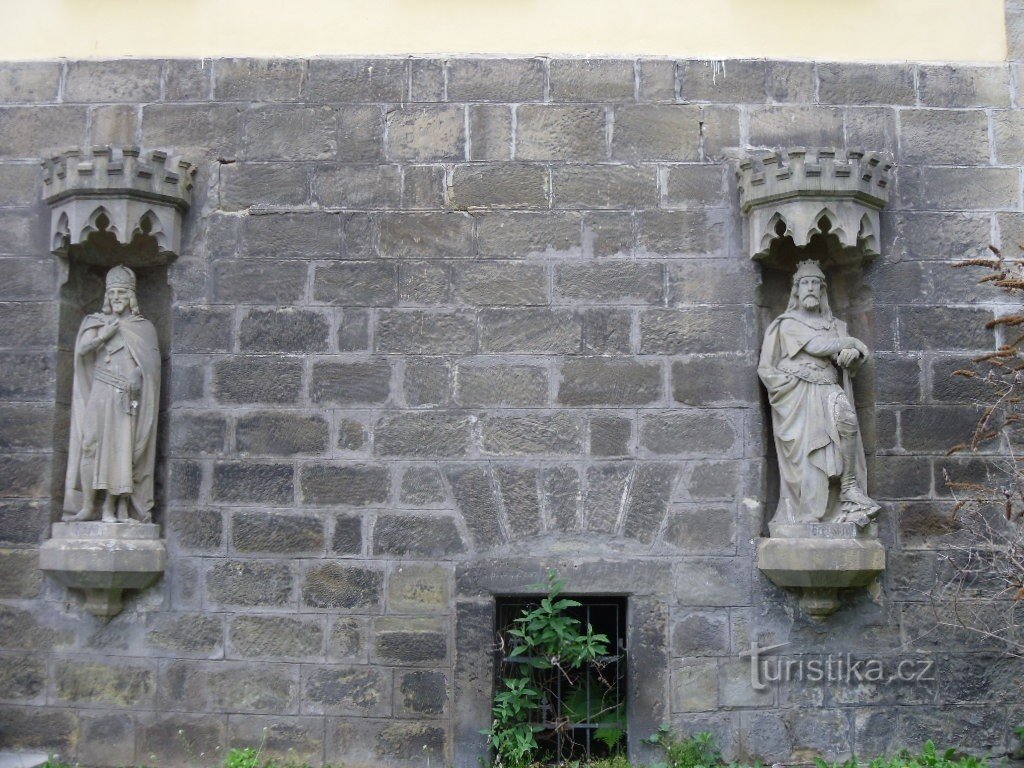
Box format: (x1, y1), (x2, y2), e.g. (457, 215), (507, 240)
(494, 594), (628, 763)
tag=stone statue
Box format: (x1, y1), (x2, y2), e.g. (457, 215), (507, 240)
(64, 265), (161, 523)
(758, 260), (880, 530)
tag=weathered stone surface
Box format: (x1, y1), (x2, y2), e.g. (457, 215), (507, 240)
(0, 403), (51, 450)
(399, 465), (448, 506)
(166, 509), (223, 553)
(672, 610), (730, 655)
(898, 166), (1020, 211)
(664, 505), (736, 554)
(477, 211), (582, 257)
(375, 412), (472, 457)
(403, 357), (451, 406)
(555, 261), (663, 303)
(387, 105), (465, 162)
(0, 653), (45, 699)
(482, 412), (583, 456)
(641, 308), (749, 353)
(380, 212), (474, 259)
(331, 513), (363, 555)
(313, 163), (400, 208)
(558, 358), (662, 406)
(213, 461), (294, 504)
(328, 617), (366, 661)
(399, 261), (450, 304)
(550, 59), (635, 101)
(445, 465), (505, 548)
(239, 308), (329, 353)
(818, 63), (916, 105)
(65, 59), (162, 101)
(679, 59), (766, 103)
(377, 310), (476, 353)
(207, 560), (293, 607)
(516, 105), (607, 161)
(214, 357), (303, 404)
(0, 707), (77, 750)
(232, 511), (325, 554)
(335, 104), (385, 162)
(306, 59), (407, 101)
(372, 513), (466, 557)
(589, 414), (632, 457)
(612, 104), (702, 161)
(397, 669), (448, 716)
(551, 163), (659, 209)
(451, 163), (547, 209)
(640, 411), (739, 456)
(480, 308), (582, 353)
(311, 360), (392, 404)
(305, 666), (390, 715)
(899, 109), (991, 165)
(900, 307), (994, 351)
(389, 563), (451, 614)
(220, 162), (310, 210)
(494, 466), (542, 537)
(374, 617), (448, 664)
(55, 659), (154, 706)
(451, 261), (547, 306)
(0, 62), (60, 102)
(214, 59), (304, 100)
(672, 356), (758, 406)
(172, 305), (233, 353)
(639, 60), (676, 102)
(469, 105), (513, 160)
(230, 615), (324, 659)
(146, 614), (223, 656)
(234, 410), (327, 456)
(918, 65), (1011, 107)
(455, 361), (548, 407)
(226, 715), (326, 766)
(300, 464), (389, 506)
(302, 563), (383, 609)
(675, 557), (751, 606)
(243, 105), (336, 161)
(447, 58), (546, 102)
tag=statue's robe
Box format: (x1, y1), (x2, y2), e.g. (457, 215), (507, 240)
(757, 312), (868, 523)
(64, 312), (160, 520)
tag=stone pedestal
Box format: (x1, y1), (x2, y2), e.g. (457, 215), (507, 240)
(39, 522), (166, 618)
(757, 533), (885, 618)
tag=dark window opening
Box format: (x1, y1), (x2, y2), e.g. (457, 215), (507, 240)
(494, 595), (628, 764)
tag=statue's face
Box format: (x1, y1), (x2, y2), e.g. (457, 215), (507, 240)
(107, 286), (133, 315)
(797, 276), (823, 311)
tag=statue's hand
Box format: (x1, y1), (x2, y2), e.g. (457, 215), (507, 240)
(836, 348), (860, 368)
(100, 319), (120, 341)
(129, 367), (143, 394)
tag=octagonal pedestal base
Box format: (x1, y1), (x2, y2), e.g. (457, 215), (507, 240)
(39, 522), (166, 618)
(757, 535), (886, 618)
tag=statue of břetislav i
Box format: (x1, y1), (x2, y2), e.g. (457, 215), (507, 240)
(757, 259), (880, 529)
(64, 265), (160, 523)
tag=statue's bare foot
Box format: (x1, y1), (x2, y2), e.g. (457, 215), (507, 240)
(101, 497), (117, 523)
(63, 507), (97, 522)
(840, 486), (880, 518)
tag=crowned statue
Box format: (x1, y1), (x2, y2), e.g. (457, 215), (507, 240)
(63, 265), (161, 523)
(758, 260), (880, 530)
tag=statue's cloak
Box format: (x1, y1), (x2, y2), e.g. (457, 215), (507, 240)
(64, 313), (160, 519)
(757, 313), (868, 523)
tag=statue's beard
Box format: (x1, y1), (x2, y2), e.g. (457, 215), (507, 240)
(800, 295), (821, 311)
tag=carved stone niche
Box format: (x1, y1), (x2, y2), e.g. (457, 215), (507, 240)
(38, 146), (193, 619)
(42, 146), (195, 265)
(737, 147), (892, 619)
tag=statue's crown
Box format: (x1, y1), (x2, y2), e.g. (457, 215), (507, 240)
(106, 265), (136, 291)
(793, 259), (826, 283)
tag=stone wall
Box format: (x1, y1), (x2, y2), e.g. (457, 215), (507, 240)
(0, 50), (1022, 766)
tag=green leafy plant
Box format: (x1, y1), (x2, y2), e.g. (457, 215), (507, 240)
(813, 741), (989, 768)
(644, 727), (722, 768)
(40, 757), (74, 768)
(224, 748), (262, 768)
(486, 570), (614, 768)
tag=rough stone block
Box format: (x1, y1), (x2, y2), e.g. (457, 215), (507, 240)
(901, 406), (983, 453)
(993, 109), (1024, 165)
(515, 105), (607, 161)
(171, 304), (233, 353)
(214, 357), (303, 404)
(300, 464), (389, 506)
(918, 65), (1011, 107)
(623, 463), (679, 543)
(664, 164), (727, 208)
(0, 62), (60, 102)
(337, 104), (385, 162)
(0, 455), (49, 498)
(550, 163), (658, 209)
(169, 460), (202, 503)
(306, 666), (391, 715)
(136, 714), (226, 767)
(373, 617), (448, 664)
(672, 658), (719, 713)
(451, 163), (547, 209)
(477, 211), (583, 257)
(241, 210), (342, 258)
(231, 510), (325, 554)
(479, 308), (581, 353)
(0, 549), (41, 597)
(379, 212), (474, 259)
(235, 412), (329, 456)
(55, 658), (154, 706)
(89, 104), (139, 145)
(220, 162), (310, 211)
(679, 59), (766, 103)
(612, 104), (702, 161)
(0, 653), (45, 699)
(402, 164), (446, 209)
(899, 166), (1019, 211)
(451, 261), (547, 306)
(399, 261), (450, 304)
(372, 513), (466, 558)
(672, 355), (759, 406)
(747, 105), (843, 147)
(455, 361), (548, 407)
(0, 257), (56, 297)
(445, 465), (505, 548)
(213, 260), (308, 304)
(491, 466), (540, 537)
(0, 403), (52, 450)
(818, 62), (916, 105)
(0, 707), (77, 750)
(900, 306), (994, 350)
(558, 358), (662, 406)
(0, 209), (34, 255)
(239, 307), (329, 353)
(482, 412), (583, 456)
(549, 58), (635, 101)
(386, 105), (465, 162)
(554, 261), (662, 303)
(64, 59), (161, 101)
(403, 357), (451, 406)
(0, 501), (51, 546)
(586, 307), (635, 354)
(375, 412), (472, 457)
(446, 58), (546, 102)
(226, 715), (326, 766)
(337, 418), (367, 452)
(142, 103), (242, 157)
(329, 513), (363, 555)
(664, 505), (736, 554)
(230, 615), (324, 659)
(313, 163), (400, 208)
(165, 58), (211, 101)
(212, 462), (294, 505)
(302, 563), (383, 610)
(641, 308), (750, 353)
(899, 109), (991, 165)
(675, 557), (751, 606)
(0, 106), (87, 159)
(328, 617), (366, 661)
(306, 58), (408, 102)
(388, 563), (452, 613)
(409, 59), (445, 101)
(765, 61), (816, 103)
(870, 455), (932, 498)
(582, 463), (632, 533)
(637, 210), (727, 256)
(399, 466), (448, 506)
(206, 560), (293, 607)
(214, 59), (304, 100)
(311, 360), (392, 404)
(396, 669), (448, 716)
(0, 352), (55, 400)
(469, 105), (513, 160)
(146, 613), (223, 656)
(589, 414), (632, 456)
(638, 59), (676, 102)
(314, 261), (397, 307)
(672, 610), (730, 655)
(243, 105), (336, 161)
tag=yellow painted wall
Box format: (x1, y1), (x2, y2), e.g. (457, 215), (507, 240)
(1, 0), (1006, 62)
